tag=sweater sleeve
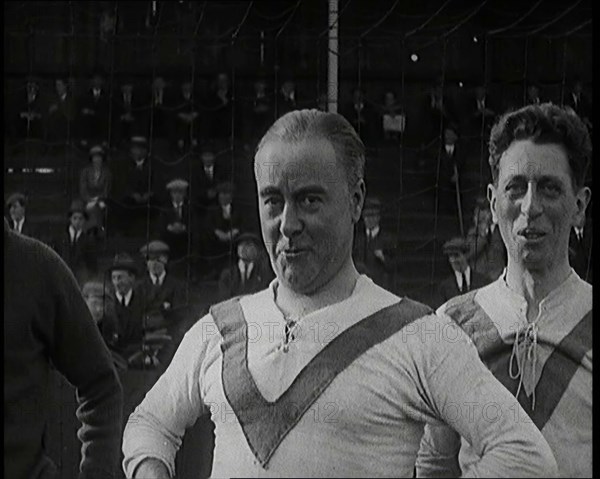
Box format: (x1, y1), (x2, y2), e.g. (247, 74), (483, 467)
(412, 314), (557, 478)
(43, 243), (123, 479)
(122, 314), (212, 478)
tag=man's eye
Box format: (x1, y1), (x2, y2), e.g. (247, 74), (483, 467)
(264, 197), (282, 206)
(301, 196), (320, 208)
(541, 183), (561, 196)
(505, 182), (526, 194)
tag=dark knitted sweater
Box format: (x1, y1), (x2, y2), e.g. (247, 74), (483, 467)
(4, 219), (123, 478)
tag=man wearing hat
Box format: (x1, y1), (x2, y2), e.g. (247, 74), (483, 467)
(352, 197), (395, 290)
(157, 178), (195, 263)
(79, 71), (110, 147)
(202, 180), (241, 278)
(15, 76), (44, 139)
(45, 77), (77, 148)
(5, 192), (37, 238)
(193, 147), (229, 211)
(116, 136), (156, 235)
(112, 79), (141, 145)
(107, 253), (146, 359)
(54, 199), (98, 286)
(173, 80), (200, 152)
(434, 236), (490, 308)
(218, 232), (273, 301)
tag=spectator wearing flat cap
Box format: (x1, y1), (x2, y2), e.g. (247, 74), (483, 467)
(115, 136), (157, 235)
(5, 192), (37, 238)
(172, 80), (200, 153)
(137, 240), (185, 331)
(112, 79), (144, 146)
(107, 253), (146, 359)
(79, 72), (110, 147)
(15, 76), (44, 140)
(157, 178), (196, 263)
(201, 180), (242, 278)
(79, 144), (112, 238)
(352, 197), (396, 290)
(81, 279), (127, 369)
(53, 199), (98, 286)
(434, 237), (490, 308)
(218, 232), (274, 301)
(193, 147), (230, 212)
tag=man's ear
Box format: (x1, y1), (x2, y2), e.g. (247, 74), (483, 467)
(574, 186), (592, 228)
(351, 179), (366, 224)
(487, 183), (499, 225)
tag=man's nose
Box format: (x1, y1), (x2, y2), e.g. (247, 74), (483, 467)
(521, 182), (543, 218)
(280, 203), (303, 238)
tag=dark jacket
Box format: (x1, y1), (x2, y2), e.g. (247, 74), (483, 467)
(137, 273), (185, 332)
(434, 269), (490, 309)
(569, 223), (593, 284)
(110, 286), (147, 356)
(218, 259), (274, 301)
(353, 224), (395, 290)
(4, 219), (122, 479)
(79, 88), (111, 143)
(54, 227), (99, 285)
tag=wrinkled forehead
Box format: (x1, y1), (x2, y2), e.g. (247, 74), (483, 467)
(255, 139), (342, 189)
(497, 140), (572, 182)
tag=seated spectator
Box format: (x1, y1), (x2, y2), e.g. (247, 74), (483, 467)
(380, 90), (406, 142)
(471, 85), (496, 134)
(79, 144), (112, 239)
(427, 84), (456, 141)
(206, 72), (234, 140)
(565, 79), (592, 133)
(437, 124), (465, 223)
(218, 232), (273, 301)
(45, 77), (77, 148)
(342, 87), (376, 145)
(81, 279), (126, 370)
(16, 76), (44, 139)
(107, 253), (145, 359)
(526, 83), (542, 105)
(137, 240), (188, 368)
(172, 80), (200, 152)
(352, 197), (395, 290)
(277, 79), (297, 118)
(79, 71), (110, 147)
(202, 181), (241, 278)
(5, 192), (36, 238)
(248, 77), (274, 143)
(148, 76), (171, 139)
(114, 136), (156, 235)
(434, 237), (490, 308)
(193, 146), (230, 212)
(569, 213), (593, 284)
(465, 197), (507, 281)
(54, 199), (98, 285)
(112, 79), (143, 146)
(157, 178), (194, 263)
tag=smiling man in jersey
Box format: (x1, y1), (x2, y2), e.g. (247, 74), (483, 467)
(122, 109), (557, 478)
(417, 103), (592, 477)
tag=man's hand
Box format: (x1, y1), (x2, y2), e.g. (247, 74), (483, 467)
(133, 458), (170, 478)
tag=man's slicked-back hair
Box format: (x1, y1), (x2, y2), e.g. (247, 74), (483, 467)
(255, 109), (366, 188)
(488, 102), (591, 190)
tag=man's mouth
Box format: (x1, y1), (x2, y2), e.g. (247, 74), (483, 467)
(518, 228), (547, 241)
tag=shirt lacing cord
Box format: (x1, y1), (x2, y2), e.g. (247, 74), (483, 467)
(509, 321), (539, 410)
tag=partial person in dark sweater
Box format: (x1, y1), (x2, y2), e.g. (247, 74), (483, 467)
(4, 218), (123, 479)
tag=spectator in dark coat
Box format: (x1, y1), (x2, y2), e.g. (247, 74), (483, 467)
(569, 214), (592, 284)
(206, 72), (234, 140)
(112, 79), (144, 146)
(276, 79), (297, 119)
(5, 192), (37, 239)
(565, 79), (592, 133)
(54, 199), (99, 286)
(79, 72), (110, 147)
(471, 85), (497, 135)
(4, 218), (122, 479)
(379, 90), (406, 142)
(218, 232), (274, 301)
(342, 87), (376, 145)
(15, 76), (44, 139)
(157, 178), (195, 264)
(45, 77), (77, 147)
(352, 197), (395, 290)
(193, 147), (229, 212)
(434, 237), (490, 308)
(107, 253), (146, 360)
(147, 76), (171, 139)
(247, 77), (274, 144)
(172, 80), (200, 152)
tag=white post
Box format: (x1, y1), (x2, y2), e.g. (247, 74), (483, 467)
(328, 0), (339, 113)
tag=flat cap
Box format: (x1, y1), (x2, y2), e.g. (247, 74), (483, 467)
(166, 178), (189, 190)
(89, 144), (105, 157)
(139, 240), (170, 258)
(6, 192), (27, 208)
(131, 136), (148, 146)
(442, 237), (469, 255)
(362, 197), (382, 215)
(68, 198), (88, 218)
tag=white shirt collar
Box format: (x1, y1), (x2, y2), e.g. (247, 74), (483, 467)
(68, 225), (82, 241)
(12, 217), (24, 233)
(116, 288), (133, 307)
(366, 225), (380, 239)
(151, 270), (167, 286)
(239, 259), (254, 279)
(445, 144), (455, 155)
(454, 266), (471, 291)
(222, 203), (232, 215)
